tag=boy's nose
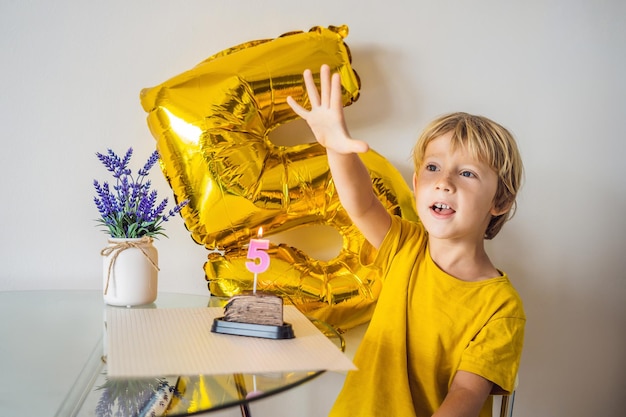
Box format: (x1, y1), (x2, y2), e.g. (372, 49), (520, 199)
(435, 173), (454, 192)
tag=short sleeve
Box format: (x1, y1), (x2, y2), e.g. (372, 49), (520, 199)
(359, 215), (426, 274)
(459, 316), (525, 394)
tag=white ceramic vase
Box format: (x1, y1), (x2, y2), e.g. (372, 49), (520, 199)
(102, 237), (159, 307)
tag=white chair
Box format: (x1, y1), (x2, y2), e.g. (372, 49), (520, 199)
(493, 375), (518, 417)
(494, 390), (516, 417)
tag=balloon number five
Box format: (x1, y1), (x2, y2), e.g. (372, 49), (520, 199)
(141, 26), (417, 330)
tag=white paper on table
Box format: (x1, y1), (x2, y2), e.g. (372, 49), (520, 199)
(107, 306), (357, 378)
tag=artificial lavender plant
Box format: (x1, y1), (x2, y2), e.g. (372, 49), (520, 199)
(93, 148), (188, 238)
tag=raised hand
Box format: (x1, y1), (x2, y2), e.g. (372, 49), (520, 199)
(287, 64), (369, 154)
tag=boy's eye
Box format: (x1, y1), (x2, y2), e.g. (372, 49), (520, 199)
(425, 164), (437, 172)
(460, 171), (475, 178)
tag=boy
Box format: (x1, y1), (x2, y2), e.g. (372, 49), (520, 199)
(287, 65), (525, 417)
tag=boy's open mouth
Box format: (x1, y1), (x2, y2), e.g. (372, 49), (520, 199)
(431, 202), (455, 215)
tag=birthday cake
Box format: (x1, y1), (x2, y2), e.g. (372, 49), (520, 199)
(224, 292), (283, 326)
(211, 292), (295, 339)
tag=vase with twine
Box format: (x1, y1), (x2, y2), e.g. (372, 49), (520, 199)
(102, 237), (159, 307)
(93, 147), (188, 307)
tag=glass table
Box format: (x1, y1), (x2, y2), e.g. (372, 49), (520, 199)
(0, 290), (344, 417)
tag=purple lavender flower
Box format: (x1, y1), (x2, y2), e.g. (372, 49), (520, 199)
(138, 150), (160, 176)
(93, 147), (189, 238)
(151, 198), (168, 219)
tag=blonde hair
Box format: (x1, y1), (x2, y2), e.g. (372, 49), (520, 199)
(412, 112), (523, 239)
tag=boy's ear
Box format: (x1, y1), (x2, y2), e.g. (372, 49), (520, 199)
(490, 198), (513, 217)
(412, 172), (418, 193)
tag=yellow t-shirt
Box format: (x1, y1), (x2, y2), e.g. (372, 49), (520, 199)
(330, 216), (525, 417)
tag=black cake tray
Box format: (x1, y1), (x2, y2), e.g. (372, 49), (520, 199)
(211, 317), (295, 339)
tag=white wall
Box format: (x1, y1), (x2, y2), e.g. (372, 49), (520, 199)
(1, 1), (625, 416)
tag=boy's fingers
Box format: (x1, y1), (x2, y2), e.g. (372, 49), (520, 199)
(303, 69), (320, 107)
(287, 96), (309, 118)
(330, 73), (344, 109)
(320, 65), (331, 107)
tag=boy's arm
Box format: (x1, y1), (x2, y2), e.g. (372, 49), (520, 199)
(287, 65), (391, 248)
(433, 371), (493, 417)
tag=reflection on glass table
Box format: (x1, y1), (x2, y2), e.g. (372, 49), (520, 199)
(56, 295), (344, 417)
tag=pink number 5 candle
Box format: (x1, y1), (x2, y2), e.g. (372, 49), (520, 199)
(246, 228), (270, 293)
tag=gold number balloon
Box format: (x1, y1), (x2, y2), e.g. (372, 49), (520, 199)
(140, 25), (417, 330)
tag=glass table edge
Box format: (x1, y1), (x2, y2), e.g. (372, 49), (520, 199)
(54, 335), (106, 417)
(54, 309), (346, 416)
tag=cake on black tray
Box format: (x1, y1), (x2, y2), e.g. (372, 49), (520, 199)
(211, 292), (295, 339)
